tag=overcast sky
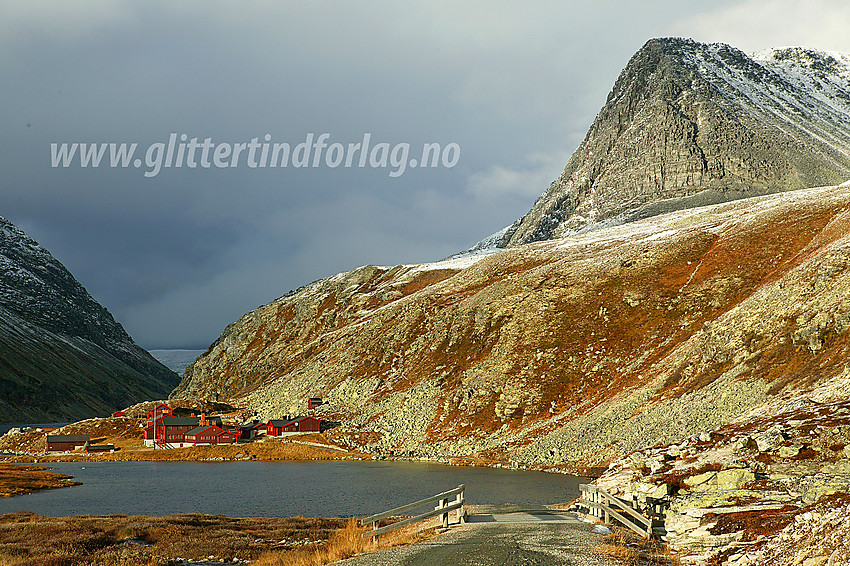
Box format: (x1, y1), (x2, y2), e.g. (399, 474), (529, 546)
(2, 1), (850, 349)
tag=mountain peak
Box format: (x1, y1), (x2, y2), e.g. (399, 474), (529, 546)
(754, 46), (850, 76)
(484, 38), (850, 248)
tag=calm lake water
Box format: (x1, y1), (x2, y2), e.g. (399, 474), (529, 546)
(0, 461), (584, 518)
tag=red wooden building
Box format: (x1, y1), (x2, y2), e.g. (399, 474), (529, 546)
(266, 416), (321, 436)
(46, 434), (89, 452)
(111, 410), (126, 418)
(184, 424), (238, 445)
(308, 397), (323, 410)
(147, 403), (173, 420)
(144, 414), (222, 448)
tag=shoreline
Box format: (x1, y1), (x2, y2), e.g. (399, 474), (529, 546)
(0, 463), (81, 498)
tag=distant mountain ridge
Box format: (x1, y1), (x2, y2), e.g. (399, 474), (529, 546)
(0, 217), (178, 422)
(481, 39), (850, 248)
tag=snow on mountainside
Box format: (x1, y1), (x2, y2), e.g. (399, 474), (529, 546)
(0, 216), (178, 422)
(471, 39), (850, 251)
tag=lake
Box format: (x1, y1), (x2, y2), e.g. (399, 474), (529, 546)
(0, 460), (584, 518)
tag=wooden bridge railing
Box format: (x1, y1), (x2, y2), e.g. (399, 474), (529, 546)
(361, 485), (466, 538)
(578, 484), (666, 538)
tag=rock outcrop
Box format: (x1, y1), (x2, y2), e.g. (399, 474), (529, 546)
(485, 39), (850, 247)
(0, 217), (178, 422)
(595, 368), (850, 565)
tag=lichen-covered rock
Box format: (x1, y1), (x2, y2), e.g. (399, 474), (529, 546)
(779, 445), (802, 459)
(756, 428), (787, 452)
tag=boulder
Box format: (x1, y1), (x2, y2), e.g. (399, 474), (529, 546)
(685, 468), (754, 491)
(755, 428), (786, 452)
(779, 445), (801, 458)
(716, 468), (756, 490)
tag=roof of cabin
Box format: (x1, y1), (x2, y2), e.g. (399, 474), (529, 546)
(46, 434), (90, 442)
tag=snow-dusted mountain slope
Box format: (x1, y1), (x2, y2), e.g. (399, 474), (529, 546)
(481, 38), (850, 249)
(175, 184), (850, 465)
(0, 217), (178, 422)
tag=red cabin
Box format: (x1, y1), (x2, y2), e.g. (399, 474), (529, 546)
(46, 434), (89, 452)
(144, 414), (222, 448)
(184, 425), (238, 445)
(266, 416), (321, 436)
(308, 397), (323, 410)
(111, 410), (126, 418)
(266, 419), (289, 437)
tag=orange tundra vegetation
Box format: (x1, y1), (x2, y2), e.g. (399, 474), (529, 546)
(174, 186), (850, 466)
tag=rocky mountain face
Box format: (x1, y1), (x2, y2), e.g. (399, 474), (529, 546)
(174, 38), (850, 471)
(486, 38), (850, 247)
(175, 184), (850, 468)
(0, 217), (178, 422)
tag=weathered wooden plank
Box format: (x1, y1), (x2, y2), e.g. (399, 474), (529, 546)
(579, 485), (651, 528)
(366, 500), (464, 538)
(597, 491), (651, 528)
(581, 501), (648, 537)
(362, 485), (465, 525)
(602, 505), (649, 537)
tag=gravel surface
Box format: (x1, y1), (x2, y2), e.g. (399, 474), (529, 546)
(339, 521), (619, 566)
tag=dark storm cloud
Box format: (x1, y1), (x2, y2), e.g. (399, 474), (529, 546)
(2, 1), (846, 349)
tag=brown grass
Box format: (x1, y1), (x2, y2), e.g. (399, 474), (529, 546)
(0, 464), (81, 497)
(253, 518), (433, 566)
(704, 505), (798, 541)
(594, 527), (679, 565)
(0, 512), (347, 566)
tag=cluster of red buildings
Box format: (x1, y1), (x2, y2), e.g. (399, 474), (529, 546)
(143, 403), (322, 449)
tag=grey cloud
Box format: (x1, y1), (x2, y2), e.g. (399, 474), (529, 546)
(3, 0), (838, 350)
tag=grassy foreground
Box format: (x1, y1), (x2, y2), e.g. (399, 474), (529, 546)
(0, 513), (432, 566)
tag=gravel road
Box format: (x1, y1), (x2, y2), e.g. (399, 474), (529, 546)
(338, 519), (620, 566)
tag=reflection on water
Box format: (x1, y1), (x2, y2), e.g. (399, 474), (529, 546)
(0, 460), (584, 517)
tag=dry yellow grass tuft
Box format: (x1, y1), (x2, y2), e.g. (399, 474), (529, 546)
(593, 527), (678, 566)
(254, 518), (434, 566)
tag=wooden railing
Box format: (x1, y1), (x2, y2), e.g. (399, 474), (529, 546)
(578, 484), (666, 538)
(361, 485), (466, 538)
